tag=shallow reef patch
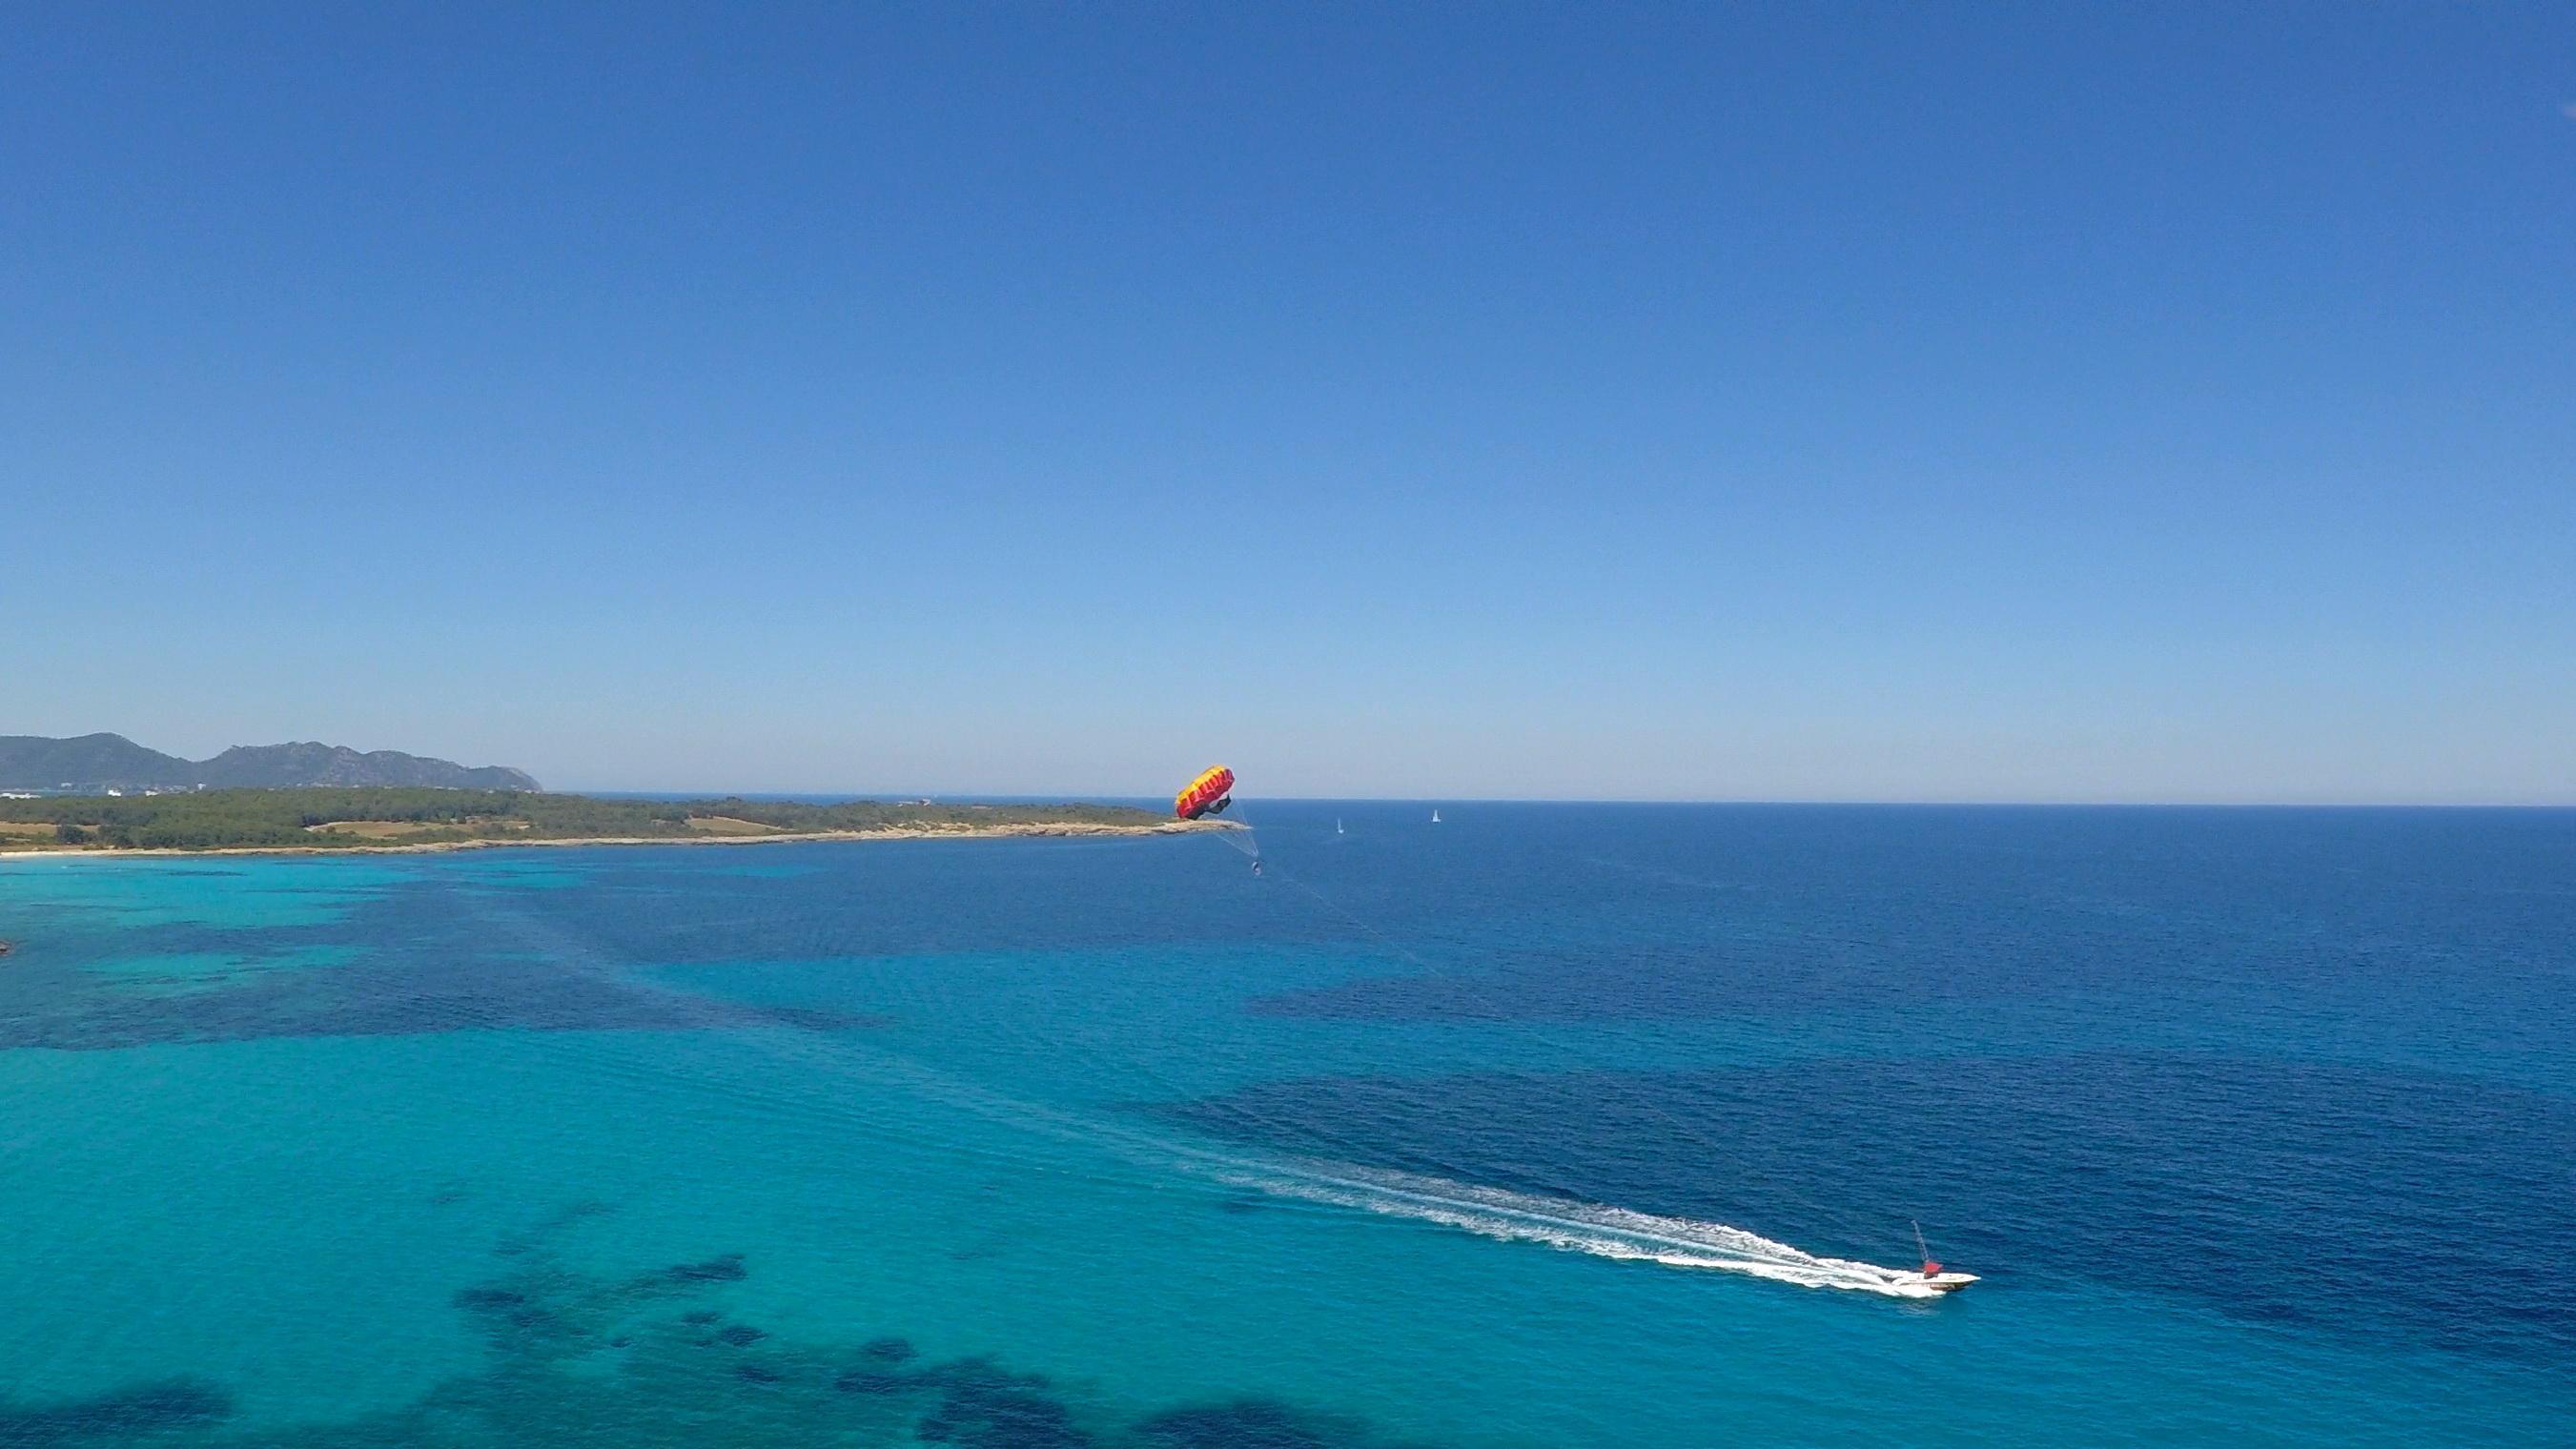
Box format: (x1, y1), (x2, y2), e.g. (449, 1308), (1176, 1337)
(0, 1378), (234, 1445)
(661, 1253), (748, 1284)
(10, 1206), (1452, 1449)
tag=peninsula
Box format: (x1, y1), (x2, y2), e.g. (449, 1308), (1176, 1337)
(0, 788), (1213, 856)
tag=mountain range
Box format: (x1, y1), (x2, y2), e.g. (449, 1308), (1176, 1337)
(0, 733), (542, 793)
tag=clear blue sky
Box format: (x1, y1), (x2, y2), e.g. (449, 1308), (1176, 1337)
(6, 3), (2570, 802)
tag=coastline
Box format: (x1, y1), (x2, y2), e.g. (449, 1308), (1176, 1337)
(0, 818), (1240, 863)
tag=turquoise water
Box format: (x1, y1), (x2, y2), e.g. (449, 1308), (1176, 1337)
(2, 805), (2570, 1446)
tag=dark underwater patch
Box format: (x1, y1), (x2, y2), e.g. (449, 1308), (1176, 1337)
(0, 1378), (233, 1444)
(1, 838), (1237, 1052)
(82, 1203), (1457, 1449)
(663, 1253), (747, 1284)
(0, 871), (910, 1051)
(1162, 1051), (2576, 1361)
(913, 1360), (1090, 1449)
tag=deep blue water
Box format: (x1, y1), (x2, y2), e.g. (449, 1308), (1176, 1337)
(2, 804), (2570, 1446)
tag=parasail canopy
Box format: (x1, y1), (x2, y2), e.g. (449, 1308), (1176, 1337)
(1175, 765), (1235, 821)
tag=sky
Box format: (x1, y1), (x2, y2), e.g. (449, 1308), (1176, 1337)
(5, 2), (2572, 803)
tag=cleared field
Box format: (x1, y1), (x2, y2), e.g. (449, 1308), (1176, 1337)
(304, 820), (455, 840)
(685, 816), (787, 836)
(305, 817), (533, 840)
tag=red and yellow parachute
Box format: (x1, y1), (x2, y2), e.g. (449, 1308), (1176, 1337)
(1175, 765), (1235, 821)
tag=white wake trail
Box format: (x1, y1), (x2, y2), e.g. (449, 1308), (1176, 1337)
(446, 880), (1947, 1300)
(1219, 1161), (1950, 1298)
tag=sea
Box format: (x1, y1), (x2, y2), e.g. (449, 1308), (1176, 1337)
(2, 803), (2570, 1447)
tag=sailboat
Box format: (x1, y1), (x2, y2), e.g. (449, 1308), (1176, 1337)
(1912, 1220), (1977, 1293)
(1430, 808), (1441, 824)
(1336, 818), (1344, 835)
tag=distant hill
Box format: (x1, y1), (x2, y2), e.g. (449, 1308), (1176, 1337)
(0, 733), (541, 793)
(192, 743), (540, 791)
(0, 733), (194, 790)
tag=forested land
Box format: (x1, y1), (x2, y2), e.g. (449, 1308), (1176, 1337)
(0, 789), (1164, 851)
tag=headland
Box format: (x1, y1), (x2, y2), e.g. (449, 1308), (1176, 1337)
(0, 787), (1229, 858)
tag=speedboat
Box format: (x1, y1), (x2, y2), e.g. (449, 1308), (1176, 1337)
(1912, 1221), (1975, 1292)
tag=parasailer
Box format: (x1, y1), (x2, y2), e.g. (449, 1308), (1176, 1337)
(1175, 765), (1235, 821)
(1176, 765), (1260, 870)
